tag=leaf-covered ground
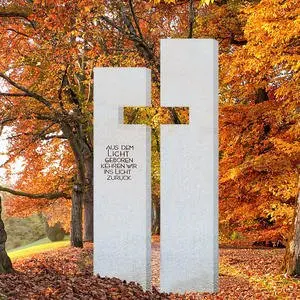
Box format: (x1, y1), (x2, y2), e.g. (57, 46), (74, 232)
(0, 242), (299, 299)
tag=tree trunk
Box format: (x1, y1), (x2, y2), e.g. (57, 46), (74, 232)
(83, 199), (93, 241)
(152, 197), (160, 235)
(71, 182), (83, 248)
(83, 155), (93, 241)
(284, 174), (300, 275)
(0, 196), (13, 274)
(61, 123), (93, 242)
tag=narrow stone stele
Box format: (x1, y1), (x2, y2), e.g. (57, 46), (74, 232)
(160, 39), (218, 293)
(93, 68), (151, 290)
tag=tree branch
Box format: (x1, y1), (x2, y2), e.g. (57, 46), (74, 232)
(0, 117), (15, 135)
(0, 93), (29, 97)
(0, 185), (71, 200)
(0, 72), (52, 108)
(0, 123), (56, 168)
(100, 13), (160, 77)
(230, 33), (247, 46)
(58, 67), (69, 112)
(0, 11), (35, 28)
(170, 107), (182, 124)
(0, 12), (29, 18)
(188, 0), (195, 38)
(129, 0), (144, 40)
(7, 28), (30, 38)
(231, 39), (247, 46)
(0, 117), (15, 126)
(41, 134), (67, 140)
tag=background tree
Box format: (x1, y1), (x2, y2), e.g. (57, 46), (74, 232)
(0, 0), (100, 243)
(0, 196), (13, 273)
(0, 0), (193, 240)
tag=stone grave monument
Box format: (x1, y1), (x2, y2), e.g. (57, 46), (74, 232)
(94, 39), (218, 293)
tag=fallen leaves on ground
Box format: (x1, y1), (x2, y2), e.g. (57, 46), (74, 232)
(0, 243), (168, 300)
(0, 242), (299, 299)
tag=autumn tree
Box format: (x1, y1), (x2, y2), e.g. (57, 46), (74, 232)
(201, 0), (299, 273)
(0, 0), (100, 243)
(0, 0), (195, 239)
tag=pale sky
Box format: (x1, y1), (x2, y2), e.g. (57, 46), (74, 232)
(0, 131), (9, 182)
(0, 74), (24, 186)
(0, 128), (24, 186)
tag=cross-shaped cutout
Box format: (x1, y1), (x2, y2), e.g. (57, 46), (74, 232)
(123, 106), (189, 234)
(123, 107), (190, 126)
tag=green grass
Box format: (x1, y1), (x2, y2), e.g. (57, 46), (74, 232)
(8, 236), (70, 261)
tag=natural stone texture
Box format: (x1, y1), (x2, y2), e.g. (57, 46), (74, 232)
(93, 68), (151, 290)
(160, 39), (219, 293)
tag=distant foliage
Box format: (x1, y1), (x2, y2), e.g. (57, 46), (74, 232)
(5, 214), (45, 250)
(0, 0), (298, 243)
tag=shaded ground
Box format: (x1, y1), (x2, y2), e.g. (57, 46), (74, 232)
(0, 242), (299, 299)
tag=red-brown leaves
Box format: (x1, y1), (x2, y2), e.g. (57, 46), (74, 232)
(0, 244), (168, 299)
(1, 243), (299, 299)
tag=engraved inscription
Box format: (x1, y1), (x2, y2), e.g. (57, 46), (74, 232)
(100, 144), (138, 181)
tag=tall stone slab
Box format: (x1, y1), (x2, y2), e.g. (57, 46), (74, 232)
(94, 68), (151, 290)
(160, 39), (219, 293)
